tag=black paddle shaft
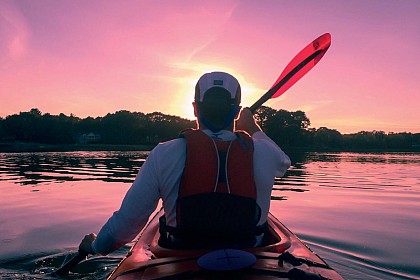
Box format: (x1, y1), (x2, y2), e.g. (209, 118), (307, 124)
(52, 250), (88, 276)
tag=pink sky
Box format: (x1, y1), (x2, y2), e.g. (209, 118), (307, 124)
(1, 0), (419, 134)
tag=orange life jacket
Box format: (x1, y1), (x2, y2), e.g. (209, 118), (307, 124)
(160, 129), (262, 249)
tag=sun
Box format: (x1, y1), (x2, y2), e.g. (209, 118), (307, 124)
(168, 62), (266, 119)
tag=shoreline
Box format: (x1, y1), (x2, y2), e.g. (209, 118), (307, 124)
(0, 142), (155, 153)
(1, 142), (418, 153)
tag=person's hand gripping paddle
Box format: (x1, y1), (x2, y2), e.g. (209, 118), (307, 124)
(249, 33), (331, 112)
(52, 233), (96, 276)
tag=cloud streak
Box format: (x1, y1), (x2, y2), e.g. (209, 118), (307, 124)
(0, 1), (28, 61)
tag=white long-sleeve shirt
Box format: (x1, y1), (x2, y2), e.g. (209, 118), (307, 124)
(92, 129), (291, 255)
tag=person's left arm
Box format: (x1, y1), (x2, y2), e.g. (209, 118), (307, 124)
(82, 149), (161, 255)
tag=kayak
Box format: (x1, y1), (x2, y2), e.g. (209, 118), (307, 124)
(108, 209), (344, 280)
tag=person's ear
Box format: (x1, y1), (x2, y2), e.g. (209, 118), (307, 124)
(234, 106), (242, 120)
(193, 102), (198, 118)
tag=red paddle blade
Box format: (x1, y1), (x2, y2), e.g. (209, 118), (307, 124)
(270, 33), (331, 98)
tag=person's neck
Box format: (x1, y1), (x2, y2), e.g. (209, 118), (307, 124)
(197, 122), (234, 132)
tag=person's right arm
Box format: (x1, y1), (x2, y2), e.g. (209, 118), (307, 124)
(235, 108), (262, 135)
(236, 107), (290, 177)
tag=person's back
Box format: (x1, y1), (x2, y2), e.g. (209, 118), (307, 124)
(158, 129), (261, 249)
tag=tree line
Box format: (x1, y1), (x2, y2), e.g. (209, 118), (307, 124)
(0, 108), (195, 146)
(0, 107), (419, 151)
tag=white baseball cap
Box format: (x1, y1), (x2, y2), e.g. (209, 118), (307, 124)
(195, 72), (241, 105)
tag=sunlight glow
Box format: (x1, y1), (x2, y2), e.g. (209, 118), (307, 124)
(169, 61), (268, 116)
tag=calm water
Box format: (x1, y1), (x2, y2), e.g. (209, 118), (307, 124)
(0, 151), (419, 279)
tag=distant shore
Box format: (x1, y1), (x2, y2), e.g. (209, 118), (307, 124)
(1, 142), (419, 154)
(0, 142), (155, 153)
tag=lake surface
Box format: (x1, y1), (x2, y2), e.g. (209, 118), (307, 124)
(0, 151), (419, 279)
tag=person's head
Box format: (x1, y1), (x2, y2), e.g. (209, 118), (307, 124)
(193, 72), (241, 132)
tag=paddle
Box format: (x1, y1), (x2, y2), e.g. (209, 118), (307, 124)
(249, 33), (331, 112)
(52, 249), (88, 276)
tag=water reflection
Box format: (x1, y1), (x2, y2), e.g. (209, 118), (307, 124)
(0, 151), (149, 186)
(271, 152), (420, 202)
(1, 151), (418, 194)
(0, 151), (419, 279)
(286, 150), (420, 165)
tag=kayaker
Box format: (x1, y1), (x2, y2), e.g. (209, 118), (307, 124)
(79, 71), (291, 254)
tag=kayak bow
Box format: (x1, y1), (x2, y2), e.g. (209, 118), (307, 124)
(108, 209), (344, 279)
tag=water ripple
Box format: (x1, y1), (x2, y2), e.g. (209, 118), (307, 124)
(0, 151), (149, 185)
